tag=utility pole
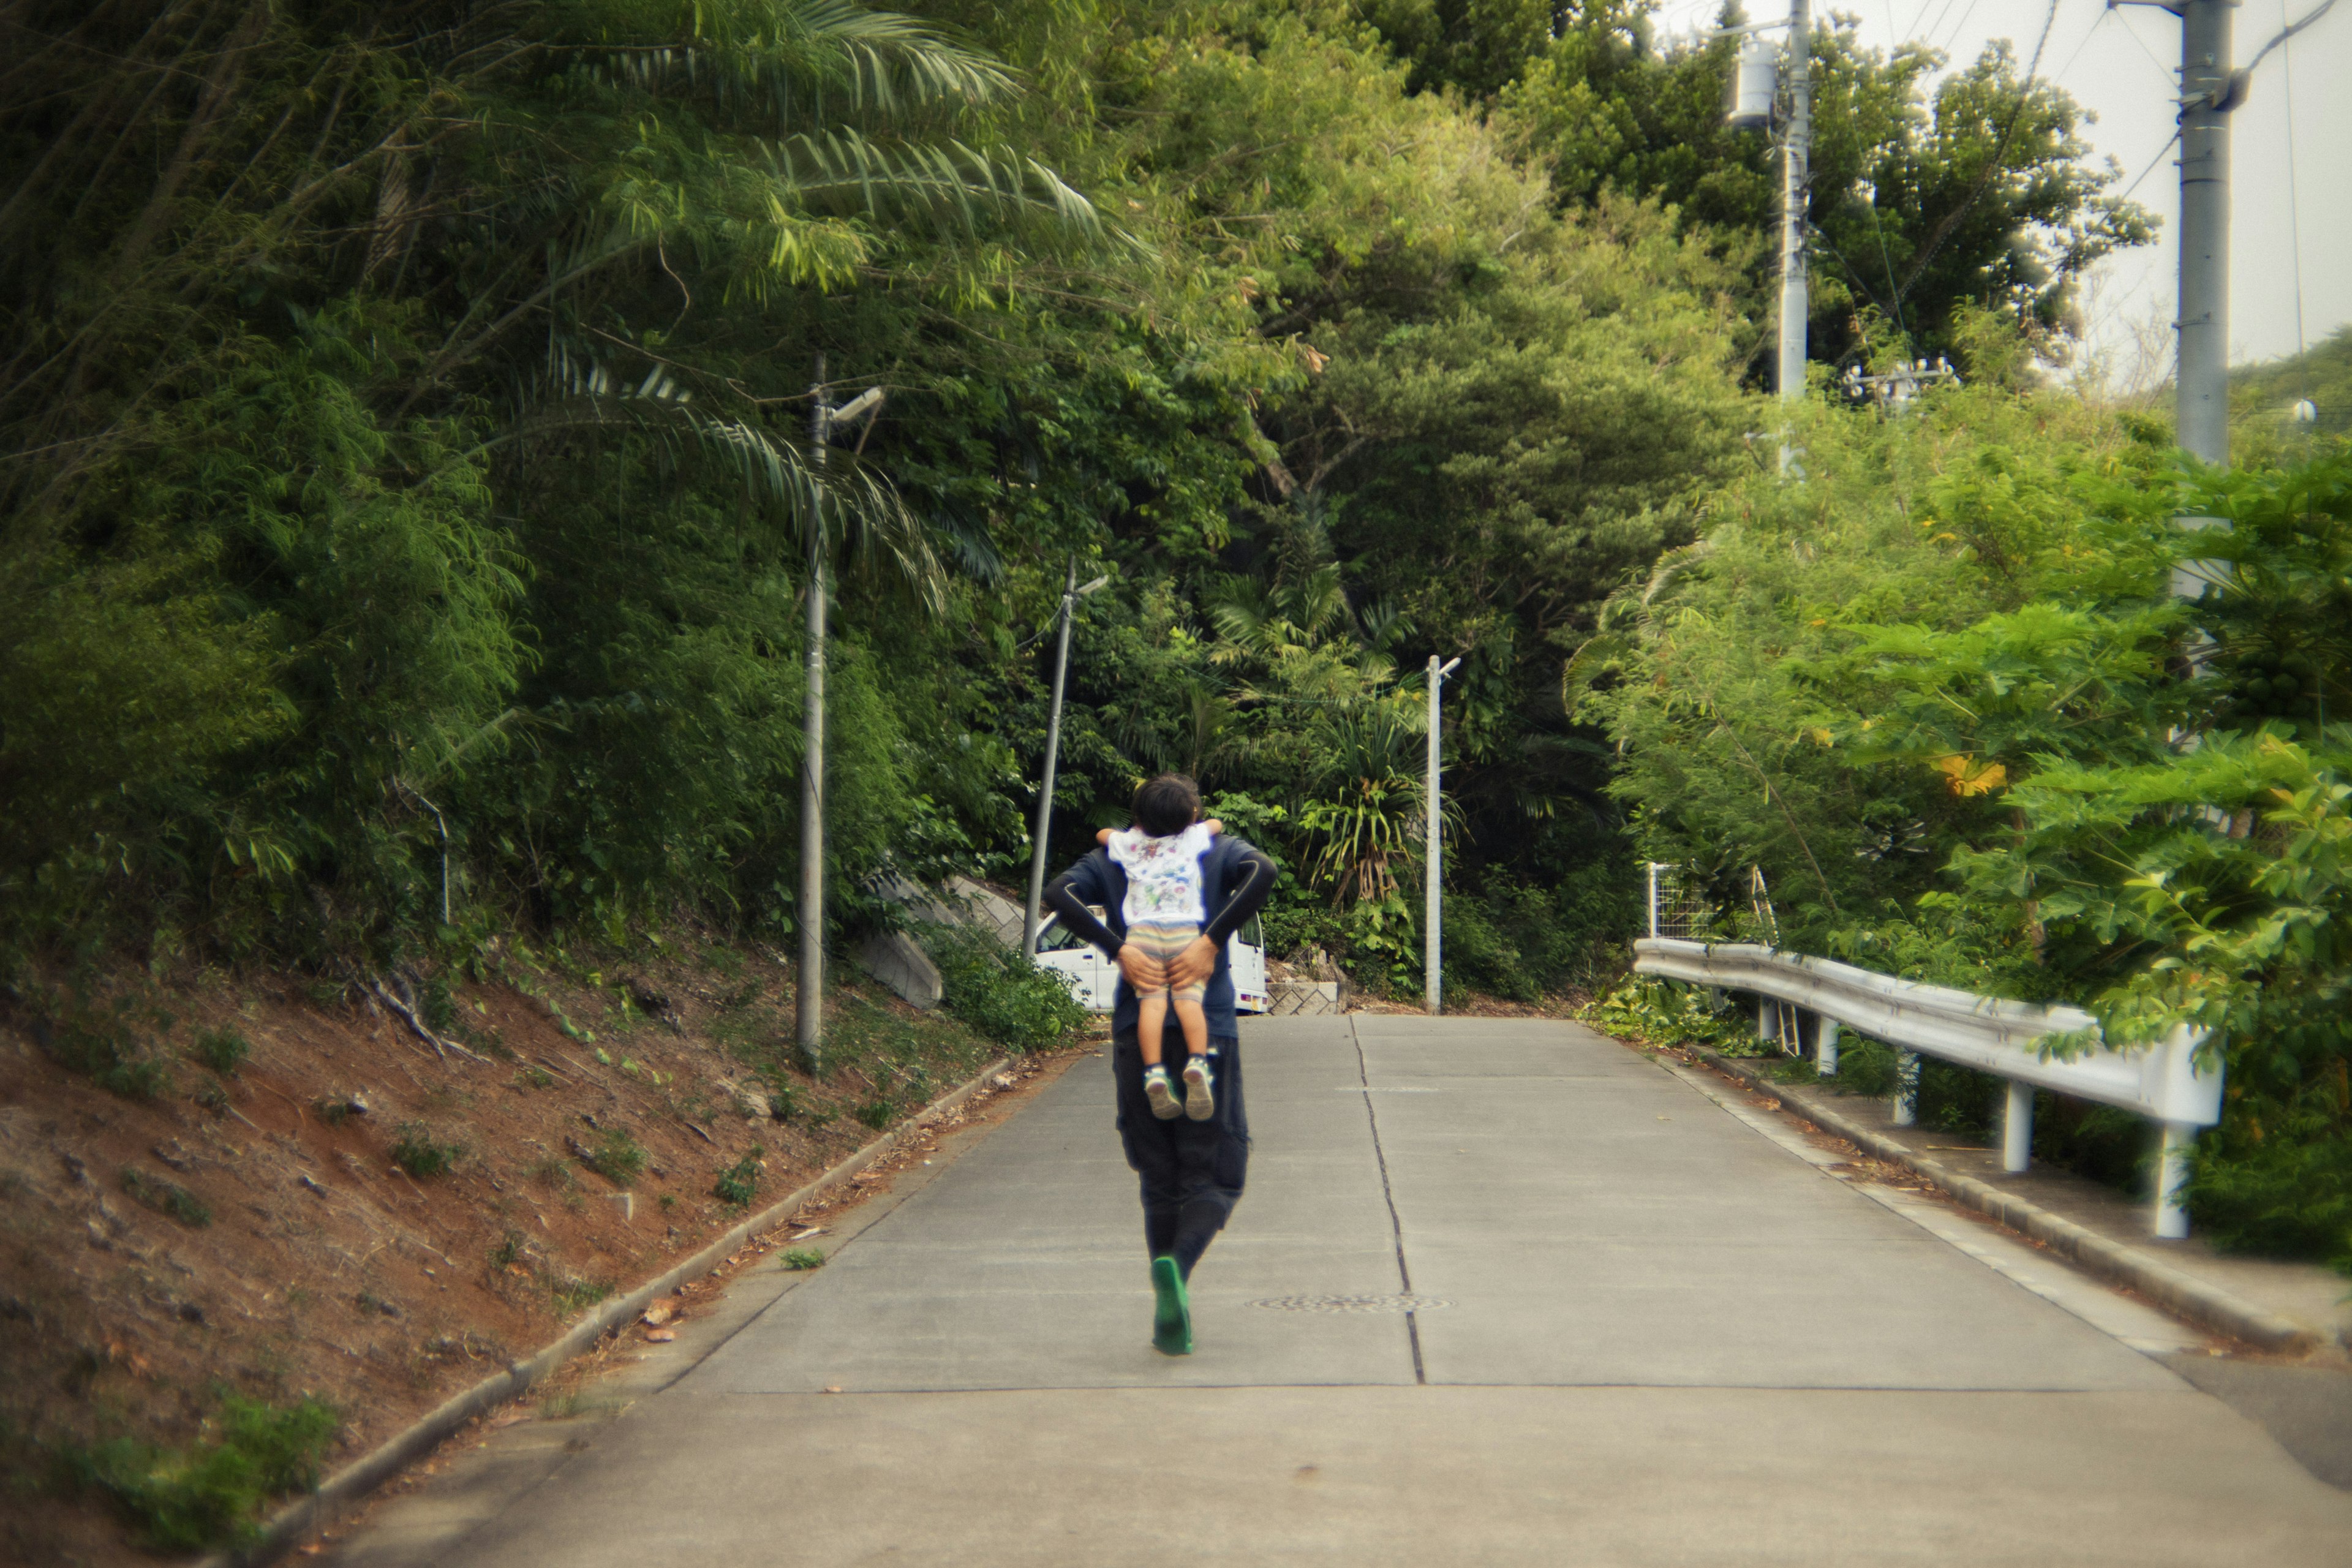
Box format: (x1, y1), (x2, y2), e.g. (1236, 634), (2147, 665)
(1777, 0), (1812, 473)
(1423, 654), (1461, 1016)
(1720, 7), (1809, 472)
(797, 358), (832, 1070)
(1022, 564), (1107, 954)
(2175, 0), (2236, 472)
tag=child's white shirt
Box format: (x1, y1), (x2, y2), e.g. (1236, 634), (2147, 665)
(1107, 823), (1214, 927)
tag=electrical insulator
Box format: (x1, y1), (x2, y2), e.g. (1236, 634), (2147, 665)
(1724, 39), (1776, 131)
(2293, 399), (2318, 424)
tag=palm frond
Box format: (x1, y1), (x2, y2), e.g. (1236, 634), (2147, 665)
(591, 0), (1020, 125)
(505, 363), (944, 611)
(761, 131), (1136, 252)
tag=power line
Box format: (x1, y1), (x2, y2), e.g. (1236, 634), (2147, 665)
(2114, 128), (2179, 203)
(2244, 0), (2336, 74)
(2111, 8), (2180, 88)
(2048, 7), (2111, 85)
(2278, 0), (2309, 395)
(1934, 0), (1980, 54)
(1913, 0), (1965, 52)
(1890, 0), (2061, 305)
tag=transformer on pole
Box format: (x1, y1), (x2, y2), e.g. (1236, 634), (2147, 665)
(1716, 6), (1811, 473)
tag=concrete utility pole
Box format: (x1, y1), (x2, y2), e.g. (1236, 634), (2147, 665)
(797, 360), (832, 1069)
(2174, 0), (2237, 472)
(1777, 0), (1812, 466)
(1720, 7), (1809, 472)
(1022, 564), (1107, 955)
(1424, 654), (1461, 1016)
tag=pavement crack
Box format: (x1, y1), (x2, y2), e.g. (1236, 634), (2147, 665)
(1350, 1016), (1427, 1385)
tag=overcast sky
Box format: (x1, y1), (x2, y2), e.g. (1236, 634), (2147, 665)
(1649, 0), (2348, 380)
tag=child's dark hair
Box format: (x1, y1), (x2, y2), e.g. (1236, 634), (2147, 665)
(1132, 774), (1201, 837)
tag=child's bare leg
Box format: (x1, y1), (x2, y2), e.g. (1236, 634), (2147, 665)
(1139, 988), (1183, 1118)
(1174, 999), (1210, 1058)
(1137, 992), (1169, 1067)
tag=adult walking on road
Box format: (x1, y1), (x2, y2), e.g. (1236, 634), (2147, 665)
(1044, 774), (1276, 1356)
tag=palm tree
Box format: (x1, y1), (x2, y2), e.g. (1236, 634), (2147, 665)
(3, 0), (1124, 577)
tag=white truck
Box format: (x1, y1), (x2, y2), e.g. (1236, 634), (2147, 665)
(1033, 908), (1269, 1015)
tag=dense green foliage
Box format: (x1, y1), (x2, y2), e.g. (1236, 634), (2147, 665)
(7, 2), (2347, 1261)
(926, 925), (1091, 1049)
(1580, 349), (2352, 1264)
(1373, 1), (2150, 371)
(55, 1395), (339, 1550)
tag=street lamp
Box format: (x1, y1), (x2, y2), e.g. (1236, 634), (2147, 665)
(1022, 562), (1110, 954)
(796, 361), (885, 1071)
(1425, 653), (1461, 1015)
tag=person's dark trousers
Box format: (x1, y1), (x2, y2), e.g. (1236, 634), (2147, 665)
(1110, 1029), (1248, 1280)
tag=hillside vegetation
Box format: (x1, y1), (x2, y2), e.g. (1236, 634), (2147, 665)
(3, 6), (2350, 1548)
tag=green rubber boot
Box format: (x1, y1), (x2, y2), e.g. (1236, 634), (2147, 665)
(1150, 1256), (1193, 1356)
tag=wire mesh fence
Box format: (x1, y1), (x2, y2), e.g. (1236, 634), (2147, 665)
(1645, 862), (1803, 1054)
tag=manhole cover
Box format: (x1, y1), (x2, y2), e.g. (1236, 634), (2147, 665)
(1249, 1293), (1451, 1314)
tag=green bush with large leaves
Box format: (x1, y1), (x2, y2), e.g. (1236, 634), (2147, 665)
(1584, 357), (2352, 1264)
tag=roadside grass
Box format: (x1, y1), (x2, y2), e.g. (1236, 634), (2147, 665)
(50, 1394), (337, 1551)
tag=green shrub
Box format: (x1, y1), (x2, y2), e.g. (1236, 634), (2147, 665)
(36, 998), (172, 1100)
(925, 927), (1087, 1050)
(853, 1096), (897, 1131)
(579, 1128), (646, 1187)
(713, 1153), (762, 1208)
(389, 1123), (462, 1178)
(1583, 978), (1737, 1049)
(1438, 892), (1532, 1003)
(191, 1026), (250, 1076)
(548, 1274), (611, 1315)
(120, 1167), (211, 1227)
(2189, 1084), (2352, 1270)
(1825, 1036), (1901, 1098)
(780, 1248), (826, 1271)
(56, 1395), (337, 1550)
(756, 1071), (804, 1122)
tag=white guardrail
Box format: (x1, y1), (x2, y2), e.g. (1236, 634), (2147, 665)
(1631, 937), (2220, 1238)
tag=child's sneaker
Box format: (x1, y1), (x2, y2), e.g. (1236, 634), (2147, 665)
(1142, 1065), (1182, 1119)
(1182, 1057), (1215, 1120)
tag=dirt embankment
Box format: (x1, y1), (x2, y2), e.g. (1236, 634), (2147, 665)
(0, 931), (1047, 1566)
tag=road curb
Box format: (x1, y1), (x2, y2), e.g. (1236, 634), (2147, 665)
(203, 1052), (1022, 1568)
(1695, 1049), (2321, 1356)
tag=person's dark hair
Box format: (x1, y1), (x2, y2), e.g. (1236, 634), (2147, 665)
(1132, 774), (1201, 837)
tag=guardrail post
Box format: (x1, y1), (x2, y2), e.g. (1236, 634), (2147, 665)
(2155, 1122), (2195, 1239)
(1893, 1049), (1920, 1126)
(2001, 1080), (2034, 1174)
(1757, 995), (1776, 1046)
(1815, 1017), (1839, 1076)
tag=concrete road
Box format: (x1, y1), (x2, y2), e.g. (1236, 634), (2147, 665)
(331, 1016), (2352, 1566)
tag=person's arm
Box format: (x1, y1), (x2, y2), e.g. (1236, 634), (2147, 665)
(1167, 841), (1277, 989)
(1200, 842), (1276, 945)
(1043, 855), (1120, 958)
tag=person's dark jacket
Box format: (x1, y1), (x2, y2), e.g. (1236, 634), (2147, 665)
(1043, 833), (1277, 1038)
